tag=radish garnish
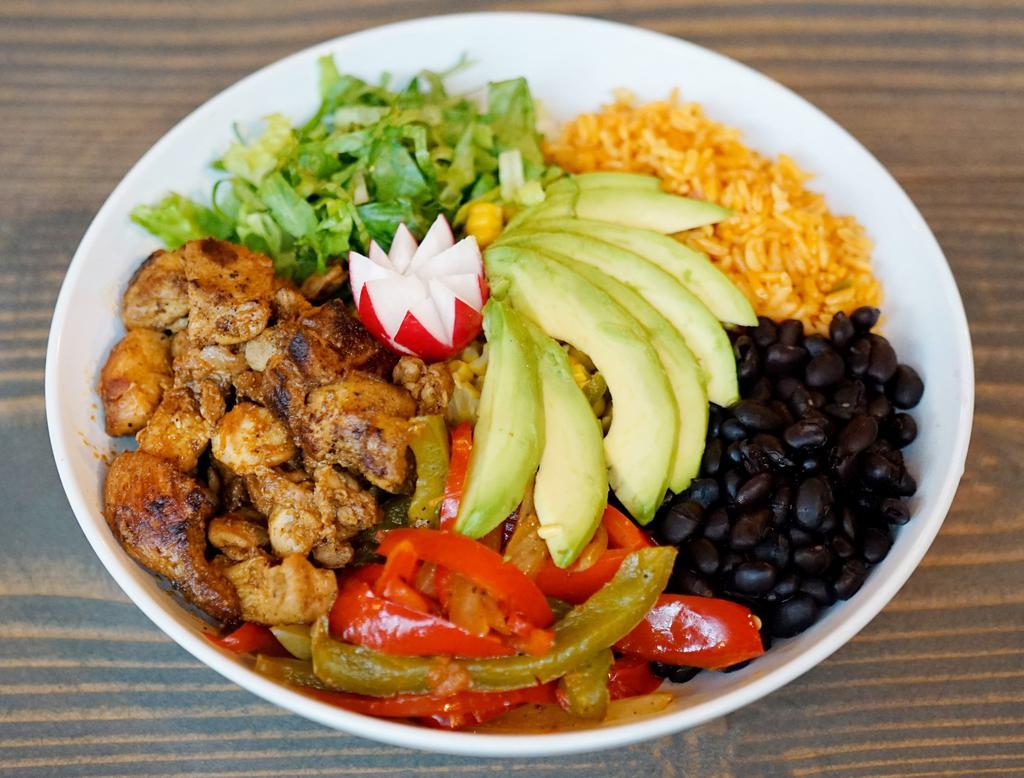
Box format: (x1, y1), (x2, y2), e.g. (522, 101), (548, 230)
(348, 215), (487, 361)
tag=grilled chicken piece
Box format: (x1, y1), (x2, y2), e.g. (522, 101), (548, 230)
(311, 535), (354, 569)
(122, 248), (190, 332)
(207, 512), (270, 561)
(99, 329), (173, 436)
(196, 379), (227, 425)
(104, 451), (240, 623)
(298, 264), (346, 302)
(223, 554), (337, 625)
(312, 464), (382, 540)
(173, 340), (249, 391)
(393, 356), (455, 416)
(184, 238), (275, 346)
(246, 467), (324, 557)
(211, 402), (295, 475)
(136, 388), (213, 472)
(272, 285), (314, 321)
(298, 373), (416, 492)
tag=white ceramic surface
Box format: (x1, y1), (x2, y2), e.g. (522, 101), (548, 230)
(45, 12), (974, 758)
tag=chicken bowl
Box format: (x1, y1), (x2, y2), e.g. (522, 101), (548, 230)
(46, 13), (973, 757)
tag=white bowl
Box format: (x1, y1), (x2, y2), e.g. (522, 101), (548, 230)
(46, 12), (974, 758)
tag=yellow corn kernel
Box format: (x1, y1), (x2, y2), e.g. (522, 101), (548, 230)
(465, 202), (504, 248)
(570, 362), (589, 388)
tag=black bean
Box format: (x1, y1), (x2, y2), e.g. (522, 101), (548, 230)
(733, 335), (760, 382)
(848, 338), (872, 377)
(861, 452), (902, 490)
(731, 508), (770, 550)
(890, 364), (924, 409)
(657, 501), (703, 545)
(876, 495), (909, 524)
(667, 665), (701, 684)
(784, 418), (829, 450)
(800, 455), (823, 474)
(831, 534), (857, 560)
(673, 570), (716, 598)
(838, 415), (879, 455)
(799, 577), (837, 606)
(793, 543), (833, 576)
(749, 376), (773, 401)
(703, 507), (732, 542)
(831, 380), (866, 418)
(806, 351), (846, 388)
(818, 508), (838, 536)
(649, 661), (675, 679)
(851, 306), (880, 332)
(887, 413), (918, 448)
(867, 393), (892, 419)
(795, 476), (833, 530)
(896, 470), (918, 497)
(735, 472), (775, 508)
(765, 344), (807, 375)
(733, 399), (787, 432)
(771, 573), (800, 601)
(722, 469), (744, 501)
(833, 559), (868, 599)
(685, 537), (720, 576)
(752, 316), (779, 348)
(686, 478), (721, 509)
(827, 453), (857, 486)
(770, 483), (793, 526)
(803, 334), (833, 358)
(721, 659), (754, 673)
(774, 376), (803, 401)
(829, 311), (855, 348)
(725, 441), (745, 465)
(841, 507), (858, 540)
(778, 319), (804, 346)
(867, 334), (899, 383)
(861, 527), (892, 564)
(732, 561), (778, 595)
(787, 526), (816, 548)
(754, 530), (791, 569)
(701, 438), (724, 475)
(769, 594), (819, 638)
(740, 434), (794, 474)
(850, 489), (880, 515)
(720, 418), (747, 443)
(768, 400), (795, 427)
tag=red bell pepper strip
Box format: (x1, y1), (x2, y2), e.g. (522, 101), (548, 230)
(307, 683), (556, 729)
(534, 548), (631, 604)
(206, 622), (289, 657)
(376, 528), (553, 627)
(439, 422), (473, 530)
(601, 505), (654, 551)
(373, 539), (436, 614)
(607, 657), (663, 700)
(615, 594), (764, 670)
(329, 577), (514, 658)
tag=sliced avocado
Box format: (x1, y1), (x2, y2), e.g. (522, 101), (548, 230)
(546, 172), (661, 197)
(524, 321), (608, 567)
(513, 217), (757, 327)
(509, 189), (729, 234)
(497, 231), (739, 406)
(486, 245), (677, 523)
(531, 250), (708, 493)
(454, 299), (544, 538)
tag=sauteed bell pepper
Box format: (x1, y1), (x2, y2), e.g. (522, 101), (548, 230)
(207, 622), (289, 657)
(407, 415), (449, 526)
(439, 422), (473, 529)
(308, 546), (675, 696)
(557, 648), (613, 721)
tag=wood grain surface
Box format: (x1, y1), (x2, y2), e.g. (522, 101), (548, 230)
(2, 1), (1022, 775)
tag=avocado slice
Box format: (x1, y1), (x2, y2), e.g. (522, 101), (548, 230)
(510, 189), (729, 234)
(497, 231), (739, 406)
(513, 217), (757, 327)
(528, 249), (708, 493)
(546, 171), (661, 197)
(454, 299), (544, 539)
(486, 246), (677, 524)
(524, 321), (608, 567)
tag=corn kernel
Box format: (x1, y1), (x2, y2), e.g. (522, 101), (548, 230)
(465, 202), (504, 248)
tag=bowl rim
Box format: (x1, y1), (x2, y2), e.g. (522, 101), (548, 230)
(45, 11), (975, 758)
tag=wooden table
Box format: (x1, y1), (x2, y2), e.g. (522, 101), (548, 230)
(2, 1), (1021, 775)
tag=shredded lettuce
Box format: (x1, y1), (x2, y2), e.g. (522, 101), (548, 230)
(131, 57), (554, 280)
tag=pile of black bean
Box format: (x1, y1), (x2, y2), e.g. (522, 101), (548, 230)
(651, 307), (924, 682)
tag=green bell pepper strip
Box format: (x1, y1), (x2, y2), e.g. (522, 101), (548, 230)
(557, 647), (613, 721)
(407, 415), (450, 526)
(255, 654), (326, 689)
(309, 545), (676, 696)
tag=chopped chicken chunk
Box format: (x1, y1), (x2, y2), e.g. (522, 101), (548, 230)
(246, 467), (324, 557)
(272, 285), (314, 320)
(98, 329), (172, 436)
(312, 535), (355, 569)
(224, 554), (337, 625)
(184, 238), (275, 345)
(312, 464), (382, 540)
(211, 402), (295, 475)
(196, 379), (226, 425)
(393, 356), (455, 415)
(122, 248), (190, 332)
(136, 388), (213, 471)
(208, 512), (270, 561)
(298, 264), (346, 302)
(104, 451), (240, 623)
(173, 339), (249, 390)
(297, 373), (415, 492)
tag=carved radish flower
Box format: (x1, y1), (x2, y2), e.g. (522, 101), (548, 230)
(348, 215), (487, 361)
